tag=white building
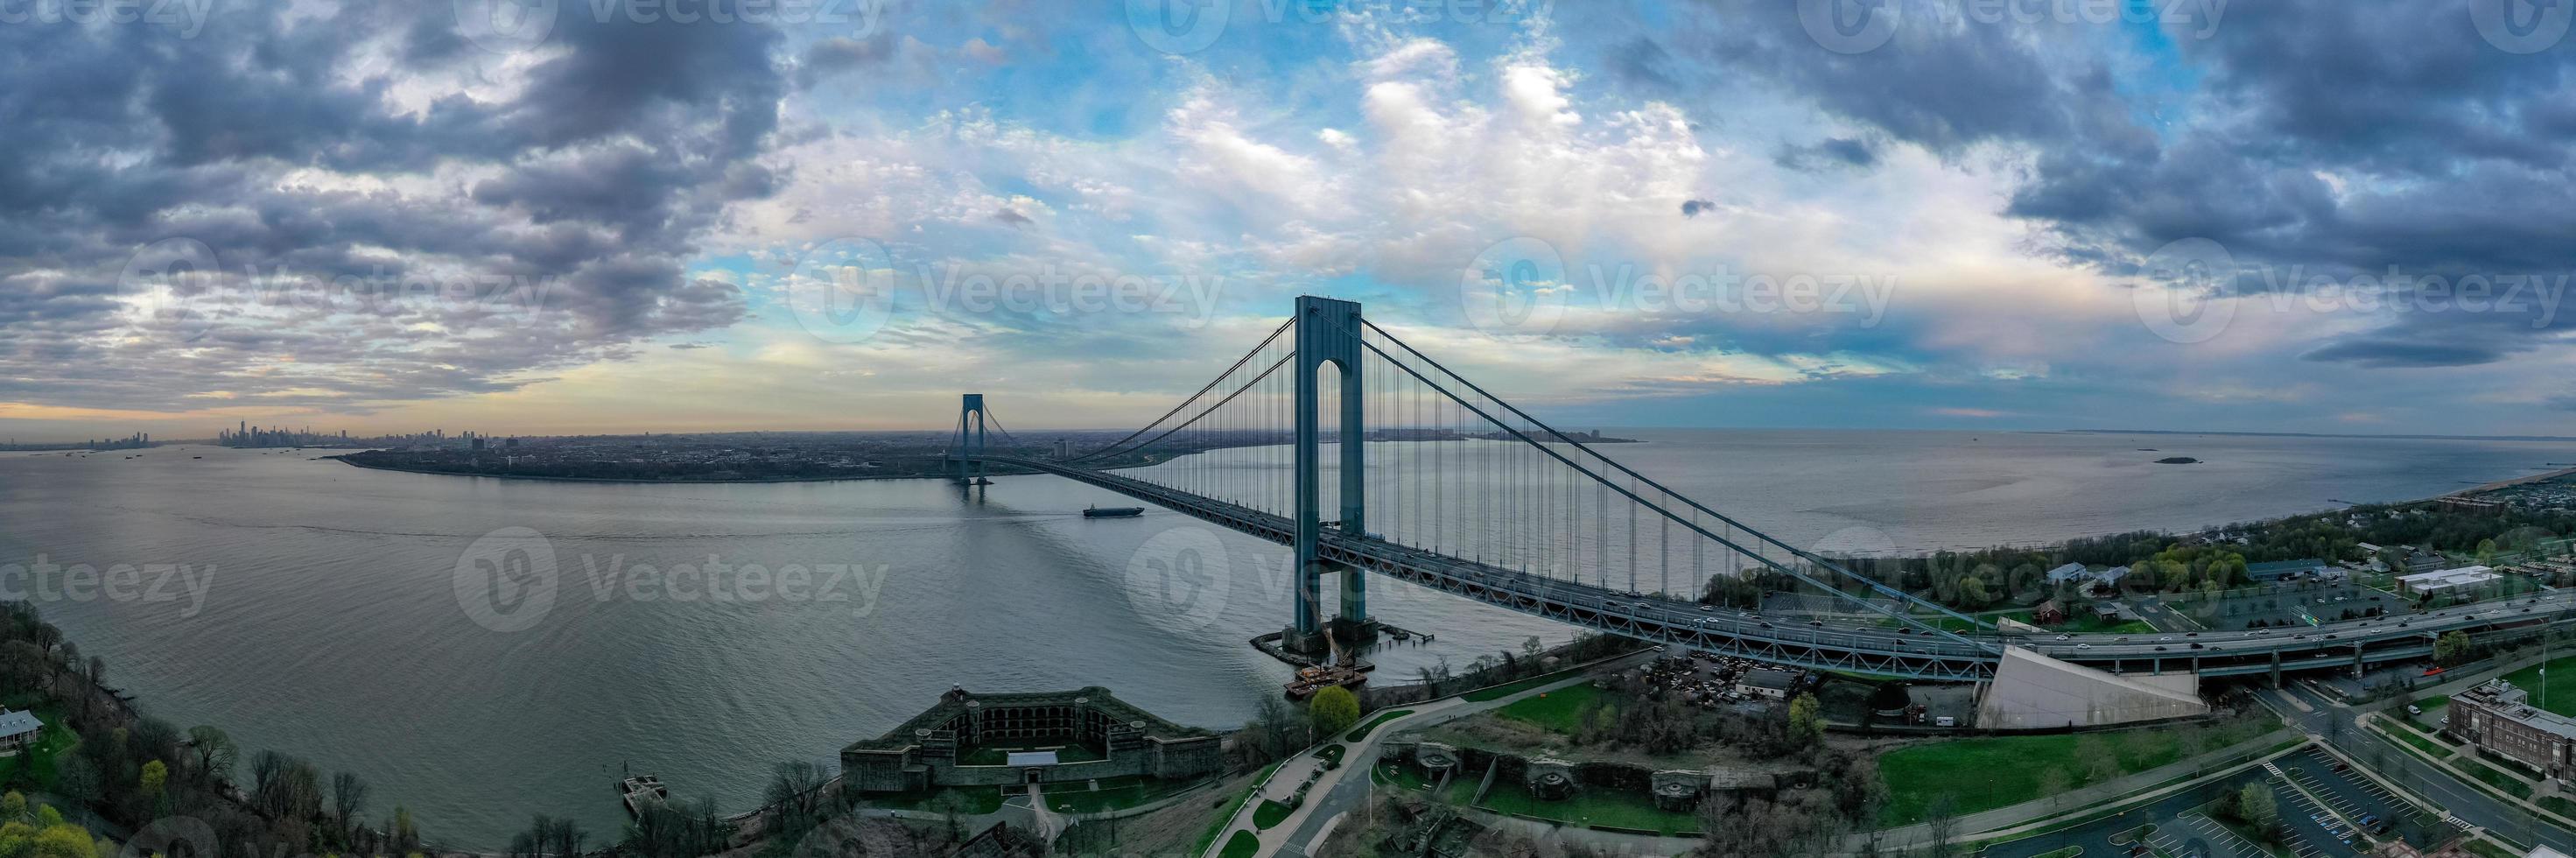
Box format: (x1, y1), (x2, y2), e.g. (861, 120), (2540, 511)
(2397, 565), (2501, 595)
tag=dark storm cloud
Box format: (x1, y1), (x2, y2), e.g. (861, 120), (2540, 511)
(1666, 0), (2576, 366)
(0, 1), (786, 412)
(2301, 338), (2513, 369)
(1772, 137), (1878, 172)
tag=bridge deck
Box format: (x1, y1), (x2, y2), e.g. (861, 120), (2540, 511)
(970, 455), (2576, 682)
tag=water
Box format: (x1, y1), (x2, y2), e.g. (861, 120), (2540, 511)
(0, 428), (2567, 847)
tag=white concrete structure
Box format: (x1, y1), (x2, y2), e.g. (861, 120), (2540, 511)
(1974, 646), (2210, 729)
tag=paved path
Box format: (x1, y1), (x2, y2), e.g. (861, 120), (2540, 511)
(1200, 650), (1658, 858)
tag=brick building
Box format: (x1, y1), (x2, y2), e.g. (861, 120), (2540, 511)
(2446, 679), (2576, 780)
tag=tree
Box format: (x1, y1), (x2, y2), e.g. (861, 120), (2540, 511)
(185, 725), (235, 783)
(2238, 782), (2278, 834)
(2037, 768), (2071, 811)
(333, 771), (369, 840)
(1924, 793), (1961, 857)
(1308, 686), (1360, 740)
(1787, 694), (1827, 749)
(2436, 630), (2474, 665)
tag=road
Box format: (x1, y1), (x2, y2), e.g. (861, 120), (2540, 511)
(2262, 681), (2576, 853)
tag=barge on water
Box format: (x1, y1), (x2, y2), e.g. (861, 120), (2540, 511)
(1082, 504), (1145, 518)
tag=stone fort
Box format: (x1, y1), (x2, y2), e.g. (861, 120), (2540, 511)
(841, 686), (1223, 796)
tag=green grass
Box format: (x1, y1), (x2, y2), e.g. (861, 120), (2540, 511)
(1462, 670), (1580, 702)
(1345, 708), (1413, 742)
(1251, 798), (1293, 830)
(1876, 721), (2272, 826)
(2031, 847), (2081, 858)
(2497, 658), (2576, 717)
(1314, 744), (1344, 766)
(1187, 759), (1284, 857)
(1470, 783), (1702, 833)
(1218, 831), (1261, 858)
(1492, 683), (1605, 733)
(1043, 775), (1207, 814)
(0, 709), (74, 791)
(2539, 795), (2576, 821)
(2455, 759), (2536, 798)
(858, 786), (1005, 814)
(2376, 722), (2453, 758)
(2462, 838), (2520, 858)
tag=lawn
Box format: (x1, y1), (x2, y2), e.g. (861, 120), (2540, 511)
(1462, 670), (1580, 703)
(1877, 720), (2274, 826)
(2461, 838), (2521, 858)
(1218, 831), (1261, 858)
(1044, 775), (1208, 814)
(0, 709), (75, 791)
(1492, 684), (1605, 734)
(1470, 781), (1702, 833)
(2376, 722), (2453, 758)
(2454, 759), (2536, 798)
(858, 786), (1006, 814)
(1346, 708), (1413, 742)
(2497, 658), (2576, 717)
(1252, 799), (1293, 830)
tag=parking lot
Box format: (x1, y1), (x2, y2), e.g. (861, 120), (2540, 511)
(1986, 768), (2282, 858)
(2277, 745), (2444, 849)
(2151, 810), (2270, 858)
(2264, 760), (2361, 857)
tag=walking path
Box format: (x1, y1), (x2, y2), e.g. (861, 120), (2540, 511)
(1204, 649), (1659, 858)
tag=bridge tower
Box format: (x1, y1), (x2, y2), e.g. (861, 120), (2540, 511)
(951, 393), (989, 485)
(1292, 296), (1370, 654)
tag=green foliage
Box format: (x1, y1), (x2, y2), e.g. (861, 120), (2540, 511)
(2436, 630), (2475, 665)
(1308, 686), (1360, 740)
(1786, 694), (1826, 749)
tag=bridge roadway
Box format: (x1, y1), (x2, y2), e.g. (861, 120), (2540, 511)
(972, 455), (2576, 682)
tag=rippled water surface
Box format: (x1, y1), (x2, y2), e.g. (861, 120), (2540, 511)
(0, 428), (2567, 846)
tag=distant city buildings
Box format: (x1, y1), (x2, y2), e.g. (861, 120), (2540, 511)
(0, 432), (151, 452)
(218, 421), (490, 450)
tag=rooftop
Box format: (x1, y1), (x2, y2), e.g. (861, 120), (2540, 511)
(0, 710), (39, 739)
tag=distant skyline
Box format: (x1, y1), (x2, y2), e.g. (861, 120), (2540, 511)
(6, 2), (2574, 442)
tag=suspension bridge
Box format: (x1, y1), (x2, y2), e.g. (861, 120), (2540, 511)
(940, 297), (2576, 694)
